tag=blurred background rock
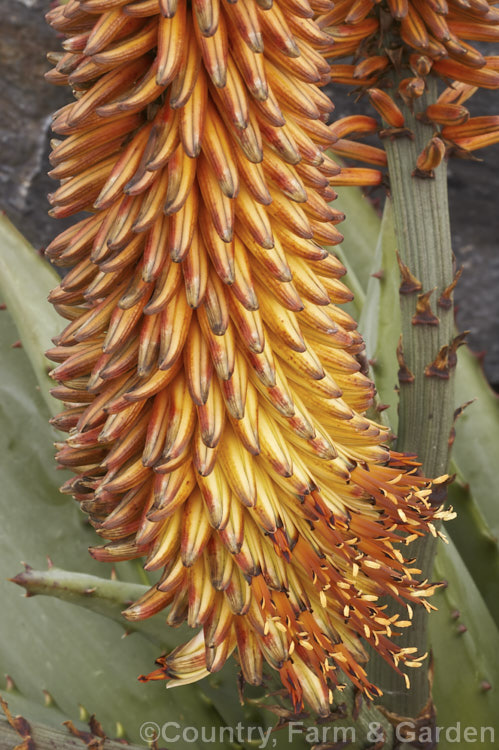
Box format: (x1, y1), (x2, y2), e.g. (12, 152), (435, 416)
(1, 0), (498, 388)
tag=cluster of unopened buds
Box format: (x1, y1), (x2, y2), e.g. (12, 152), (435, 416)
(320, 0), (499, 177)
(42, 0), (495, 717)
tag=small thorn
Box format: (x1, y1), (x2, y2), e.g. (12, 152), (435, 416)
(5, 675), (17, 692)
(11, 340), (22, 349)
(412, 289), (439, 326)
(43, 689), (56, 707)
(480, 681), (492, 692)
(0, 695), (33, 743)
(0, 303), (6, 310)
(396, 251), (422, 294)
(438, 268), (463, 310)
(448, 331), (468, 369)
(46, 556), (54, 569)
(457, 624), (467, 634)
(427, 332), (469, 379)
(78, 705), (90, 722)
(83, 587), (96, 595)
(110, 567), (118, 581)
(89, 715), (105, 739)
(396, 336), (415, 384)
(371, 269), (384, 280)
(63, 720), (94, 746)
(424, 344), (451, 380)
(453, 398), (475, 424)
(376, 403), (390, 413)
(451, 609), (460, 620)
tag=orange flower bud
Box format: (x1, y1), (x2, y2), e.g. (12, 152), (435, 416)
(367, 88), (405, 128)
(409, 53), (432, 77)
(415, 135), (446, 174)
(398, 76), (425, 105)
(425, 103), (470, 126)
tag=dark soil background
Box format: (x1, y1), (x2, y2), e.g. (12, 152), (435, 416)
(1, 0), (498, 388)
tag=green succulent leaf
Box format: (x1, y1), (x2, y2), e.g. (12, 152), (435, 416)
(334, 184), (383, 311)
(446, 344), (499, 625)
(358, 198), (400, 431)
(446, 474), (499, 626)
(0, 214), (60, 414)
(429, 537), (499, 750)
(451, 345), (499, 541)
(445, 301), (499, 601)
(9, 566), (181, 649)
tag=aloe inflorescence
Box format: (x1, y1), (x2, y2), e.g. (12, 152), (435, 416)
(45, 0), (454, 716)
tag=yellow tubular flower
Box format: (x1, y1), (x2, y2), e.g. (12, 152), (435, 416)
(46, 0), (452, 716)
(318, 0), (499, 163)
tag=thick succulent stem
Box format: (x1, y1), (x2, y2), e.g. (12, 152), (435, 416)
(369, 78), (456, 720)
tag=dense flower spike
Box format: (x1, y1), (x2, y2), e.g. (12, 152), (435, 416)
(317, 0), (499, 168)
(46, 0), (453, 716)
